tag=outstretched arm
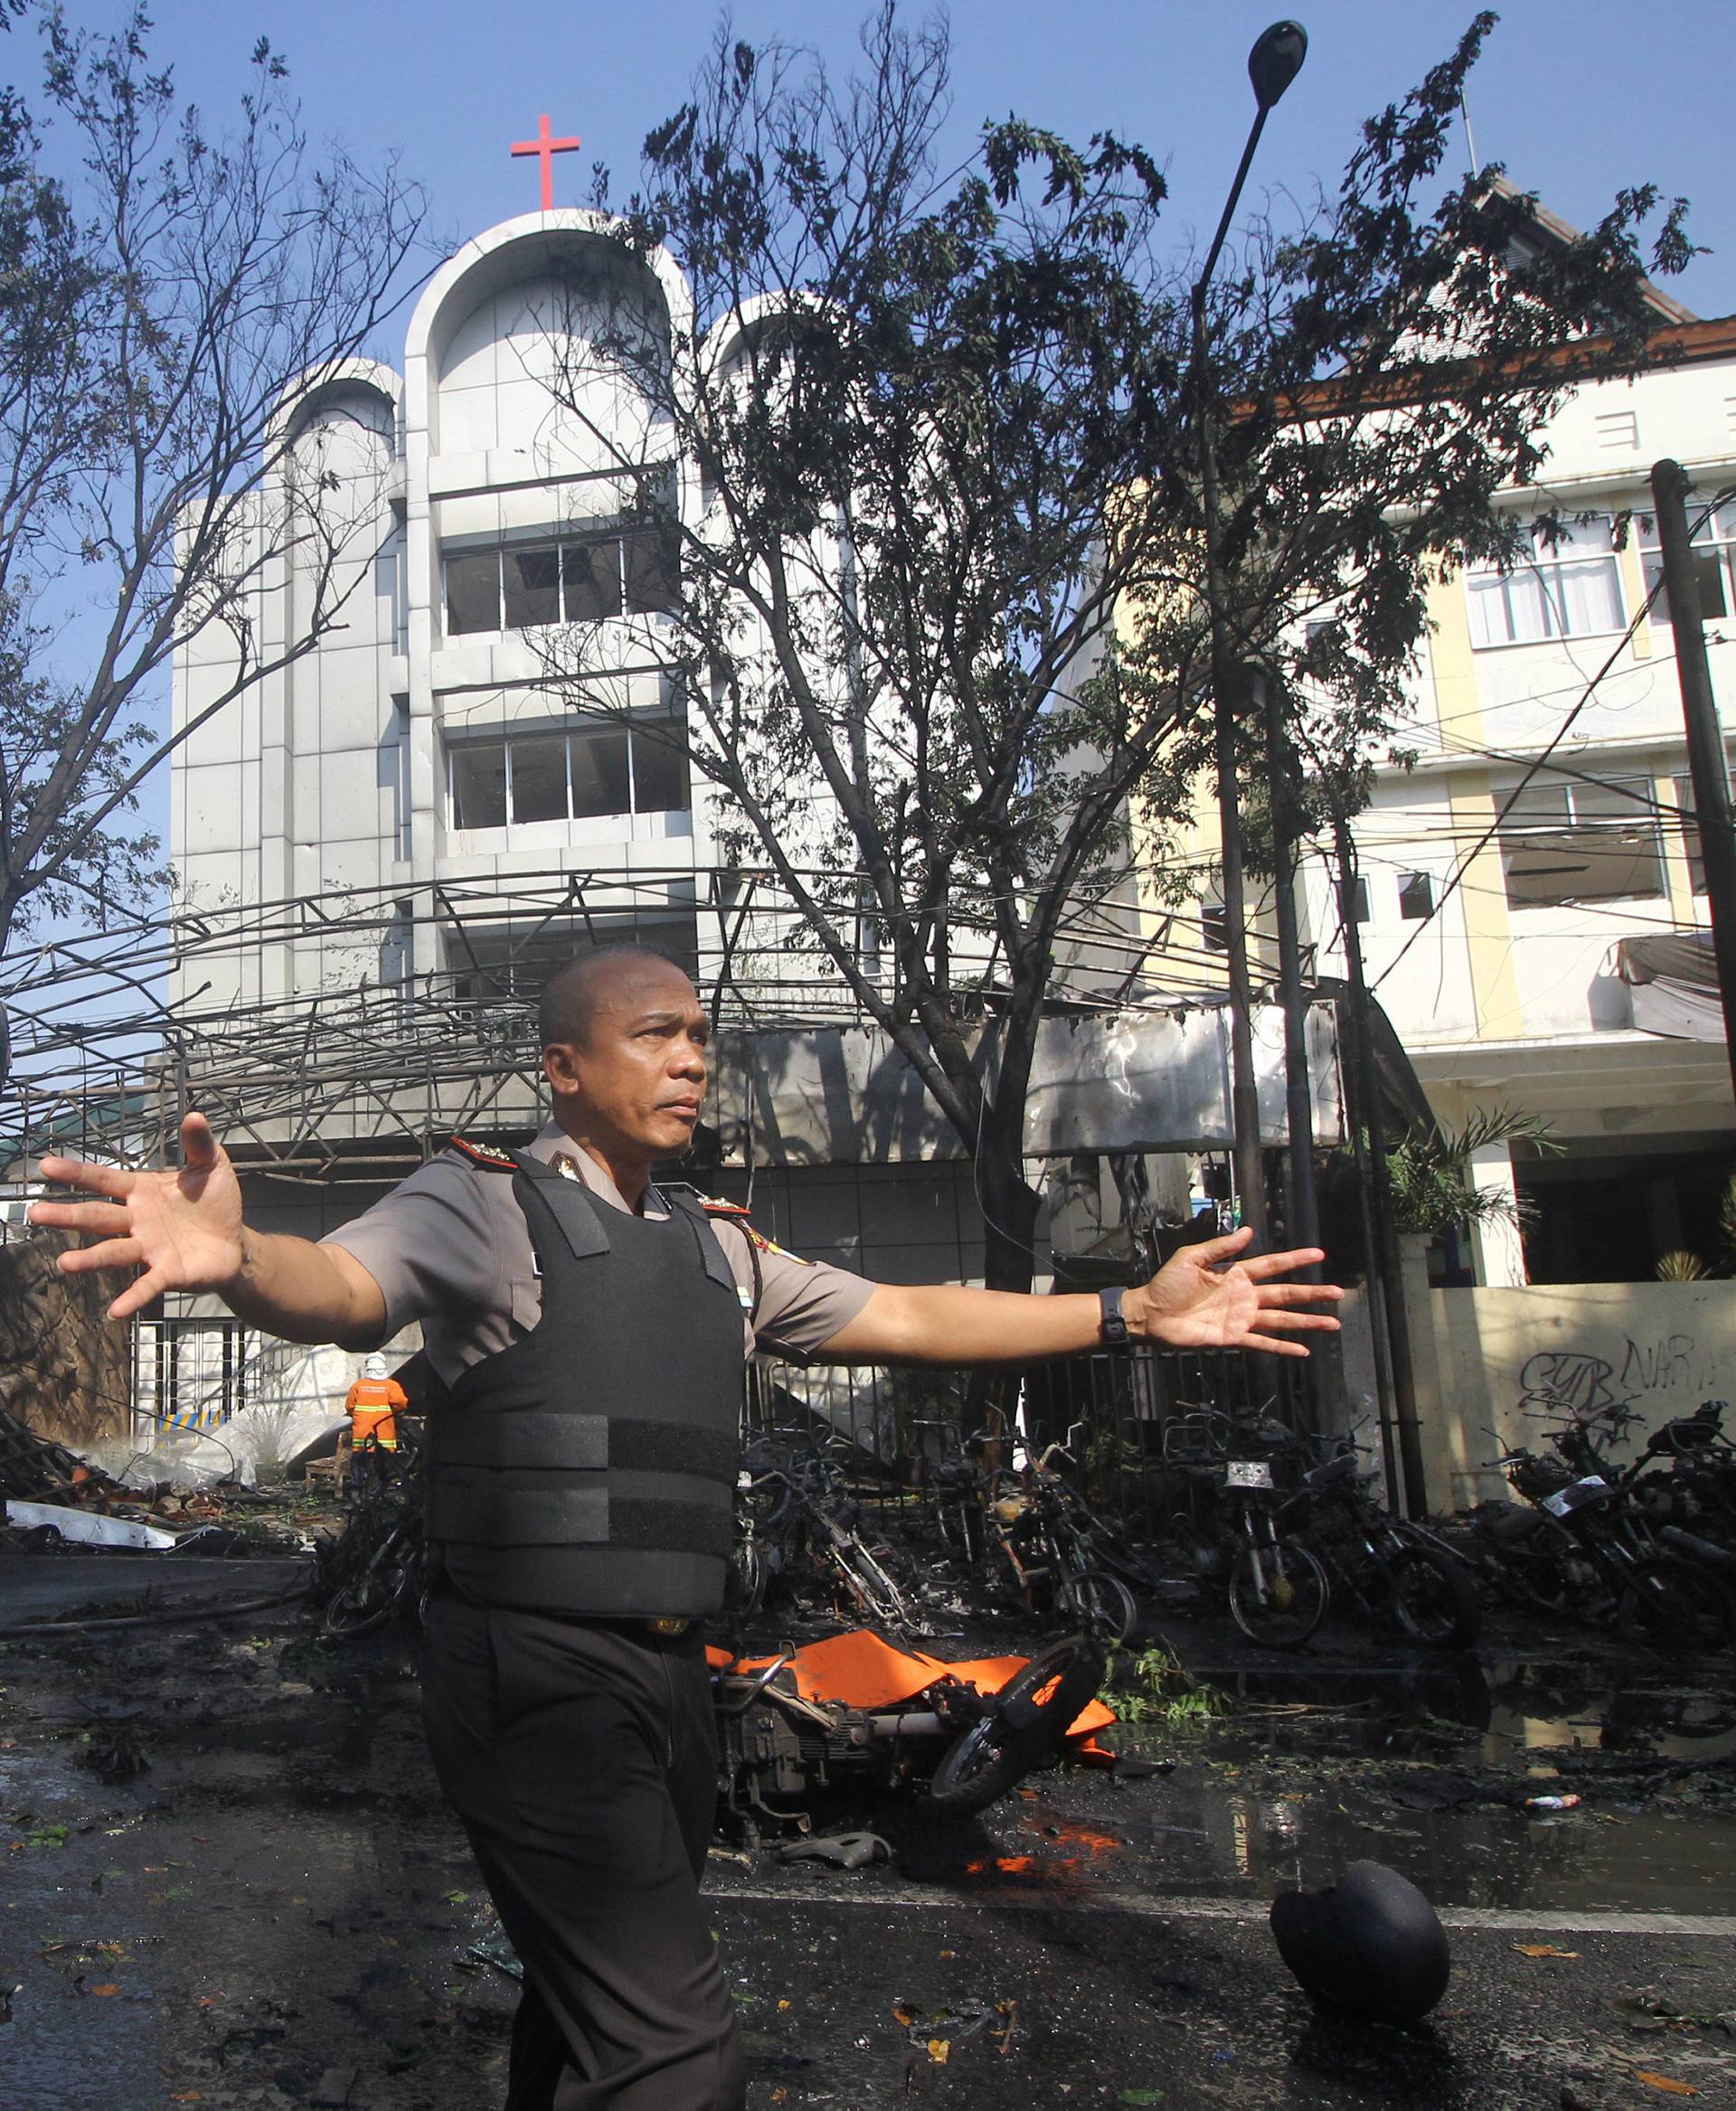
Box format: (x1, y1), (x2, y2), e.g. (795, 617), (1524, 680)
(816, 1227), (1341, 1365)
(28, 1113), (388, 1345)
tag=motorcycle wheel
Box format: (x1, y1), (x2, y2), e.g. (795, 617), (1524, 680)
(322, 1555), (414, 1639)
(1484, 1531), (1576, 1619)
(1617, 1555), (1735, 1653)
(1059, 1568), (1137, 1643)
(1228, 1541), (1329, 1650)
(728, 1534), (767, 1617)
(1385, 1546), (1483, 1650)
(842, 1546), (916, 1630)
(926, 1635), (1105, 1816)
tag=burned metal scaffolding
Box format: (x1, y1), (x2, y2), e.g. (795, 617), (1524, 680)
(1, 860), (1232, 1183)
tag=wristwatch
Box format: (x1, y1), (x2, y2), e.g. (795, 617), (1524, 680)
(1098, 1285), (1132, 1351)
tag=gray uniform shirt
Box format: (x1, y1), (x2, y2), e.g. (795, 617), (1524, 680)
(320, 1121), (875, 1388)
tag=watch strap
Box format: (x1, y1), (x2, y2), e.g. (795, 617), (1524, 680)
(1099, 1285), (1131, 1351)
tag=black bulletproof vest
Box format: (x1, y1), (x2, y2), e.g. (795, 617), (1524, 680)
(424, 1154), (745, 1617)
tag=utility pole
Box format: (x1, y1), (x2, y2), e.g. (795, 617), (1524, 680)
(1256, 664), (1341, 1435)
(1334, 812), (1430, 1516)
(1185, 21), (1309, 1241)
(1194, 376), (1269, 1242)
(1651, 459), (1736, 1097)
(1256, 664), (1323, 1255)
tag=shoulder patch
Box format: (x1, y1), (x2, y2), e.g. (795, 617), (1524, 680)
(741, 1223), (817, 1268)
(697, 1194), (754, 1219)
(694, 1196), (816, 1267)
(448, 1135), (518, 1172)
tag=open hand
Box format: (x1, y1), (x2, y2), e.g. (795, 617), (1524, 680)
(27, 1113), (246, 1321)
(1132, 1226), (1343, 1357)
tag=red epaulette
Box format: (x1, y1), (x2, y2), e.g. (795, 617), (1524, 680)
(699, 1197), (816, 1268)
(697, 1194), (754, 1219)
(448, 1135), (518, 1173)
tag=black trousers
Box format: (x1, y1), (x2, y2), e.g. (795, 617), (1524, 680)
(420, 1589), (747, 2111)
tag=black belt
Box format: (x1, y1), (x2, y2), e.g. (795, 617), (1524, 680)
(542, 1609), (695, 1643)
(431, 1578), (693, 1642)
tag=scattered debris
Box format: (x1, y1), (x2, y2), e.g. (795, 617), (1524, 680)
(778, 1832), (890, 1872)
(461, 1936), (524, 1983)
(897, 1998), (1019, 2059)
(1619, 1989), (1736, 2034)
(0, 1405), (120, 1507)
(4, 1500), (175, 1550)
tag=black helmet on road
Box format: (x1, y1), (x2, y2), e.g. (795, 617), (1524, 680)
(1269, 1861), (1450, 2023)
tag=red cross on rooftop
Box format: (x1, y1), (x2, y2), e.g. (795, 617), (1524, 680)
(510, 113), (581, 212)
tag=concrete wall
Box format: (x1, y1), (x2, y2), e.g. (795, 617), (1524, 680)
(1392, 1263), (1736, 1513)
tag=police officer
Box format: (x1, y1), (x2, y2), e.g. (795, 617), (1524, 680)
(30, 946), (1342, 2111)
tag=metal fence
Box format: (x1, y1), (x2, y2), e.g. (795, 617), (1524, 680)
(742, 1347), (1300, 1544)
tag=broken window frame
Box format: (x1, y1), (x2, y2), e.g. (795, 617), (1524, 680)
(1496, 772), (1667, 909)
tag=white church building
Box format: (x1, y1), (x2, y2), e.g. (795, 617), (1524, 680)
(173, 211), (712, 1034)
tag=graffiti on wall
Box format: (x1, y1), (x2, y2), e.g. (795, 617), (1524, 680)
(1516, 1332), (1720, 1426)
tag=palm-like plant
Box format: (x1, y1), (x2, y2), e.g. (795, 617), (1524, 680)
(1651, 1173), (1736, 1281)
(1383, 1107), (1556, 1239)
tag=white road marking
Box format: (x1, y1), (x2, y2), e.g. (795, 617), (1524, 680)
(706, 1882), (1736, 1937)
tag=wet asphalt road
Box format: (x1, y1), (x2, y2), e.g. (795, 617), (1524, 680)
(0, 1556), (1732, 2110)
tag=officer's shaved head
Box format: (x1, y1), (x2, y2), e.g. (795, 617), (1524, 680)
(540, 946), (695, 1049)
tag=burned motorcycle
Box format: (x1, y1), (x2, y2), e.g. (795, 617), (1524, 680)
(1482, 1443), (1733, 1652)
(1298, 1448), (1483, 1649)
(709, 1627), (1111, 1839)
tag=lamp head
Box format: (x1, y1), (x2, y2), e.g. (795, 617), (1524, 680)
(1249, 21), (1307, 111)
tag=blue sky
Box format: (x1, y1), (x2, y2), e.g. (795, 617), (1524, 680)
(137, 0), (1732, 322)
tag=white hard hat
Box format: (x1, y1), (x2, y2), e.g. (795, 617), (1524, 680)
(363, 1353), (389, 1381)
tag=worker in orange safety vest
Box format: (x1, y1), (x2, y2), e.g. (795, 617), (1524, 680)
(344, 1352), (407, 1494)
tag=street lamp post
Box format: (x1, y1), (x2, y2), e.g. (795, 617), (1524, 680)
(1191, 22), (1307, 1243)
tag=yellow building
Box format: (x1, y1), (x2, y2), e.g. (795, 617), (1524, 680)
(1134, 310), (1736, 1288)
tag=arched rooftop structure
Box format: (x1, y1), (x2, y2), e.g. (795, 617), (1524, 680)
(405, 212), (689, 477)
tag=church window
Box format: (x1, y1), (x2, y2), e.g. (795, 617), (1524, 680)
(449, 742), (509, 829)
(510, 734), (571, 825)
(446, 551), (503, 636)
(442, 528), (678, 636)
(504, 545), (562, 629)
(1466, 516), (1624, 647)
(569, 728), (633, 817)
(447, 720), (689, 831)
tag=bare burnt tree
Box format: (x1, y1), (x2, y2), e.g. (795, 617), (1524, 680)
(0, 5), (423, 1080)
(529, 7), (1690, 1293)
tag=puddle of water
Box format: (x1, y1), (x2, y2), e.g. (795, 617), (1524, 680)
(1176, 1658), (1736, 1916)
(908, 1657), (1736, 1919)
(1185, 1656), (1736, 1767)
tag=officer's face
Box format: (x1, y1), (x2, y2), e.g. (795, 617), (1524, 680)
(543, 961), (709, 1163)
